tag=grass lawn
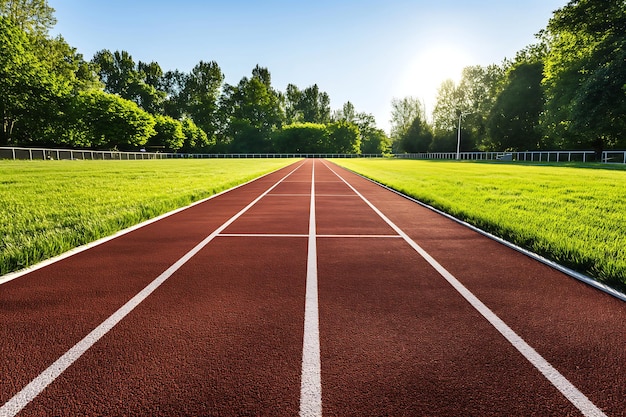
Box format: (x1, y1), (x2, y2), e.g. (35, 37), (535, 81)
(0, 158), (298, 276)
(330, 158), (626, 289)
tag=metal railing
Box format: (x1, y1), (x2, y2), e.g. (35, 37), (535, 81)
(0, 147), (387, 160)
(1, 146), (625, 163)
(399, 150), (626, 163)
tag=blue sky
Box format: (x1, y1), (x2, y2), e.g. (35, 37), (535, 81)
(50, 0), (568, 133)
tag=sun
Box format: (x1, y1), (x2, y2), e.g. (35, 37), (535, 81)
(393, 44), (473, 115)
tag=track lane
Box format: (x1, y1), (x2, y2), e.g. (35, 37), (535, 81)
(1, 161), (308, 416)
(322, 160), (625, 416)
(17, 236), (308, 416)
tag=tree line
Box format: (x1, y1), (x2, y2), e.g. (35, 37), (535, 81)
(0, 1), (389, 154)
(2, 0), (624, 155)
(390, 0), (625, 157)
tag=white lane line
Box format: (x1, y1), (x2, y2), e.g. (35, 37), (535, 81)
(217, 233), (400, 239)
(317, 234), (401, 239)
(218, 233), (309, 238)
(0, 162), (305, 417)
(322, 161), (607, 417)
(315, 194), (359, 197)
(266, 194), (310, 197)
(300, 161), (322, 417)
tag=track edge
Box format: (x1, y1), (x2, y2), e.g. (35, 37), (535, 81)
(0, 161), (302, 286)
(329, 161), (626, 303)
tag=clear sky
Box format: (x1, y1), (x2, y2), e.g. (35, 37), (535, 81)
(49, 0), (568, 133)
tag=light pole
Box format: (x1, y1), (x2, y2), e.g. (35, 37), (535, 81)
(456, 111), (473, 160)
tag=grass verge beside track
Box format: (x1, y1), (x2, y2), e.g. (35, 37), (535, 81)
(330, 159), (626, 289)
(0, 158), (299, 276)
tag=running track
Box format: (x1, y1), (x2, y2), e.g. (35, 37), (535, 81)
(1, 159), (624, 416)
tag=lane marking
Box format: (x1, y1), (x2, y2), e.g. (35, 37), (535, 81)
(300, 161), (322, 417)
(218, 233), (309, 238)
(317, 234), (401, 239)
(0, 162), (306, 417)
(217, 233), (400, 239)
(315, 194), (359, 197)
(266, 194), (310, 197)
(322, 161), (607, 417)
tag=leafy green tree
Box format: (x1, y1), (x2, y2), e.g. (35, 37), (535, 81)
(326, 120), (361, 154)
(431, 65), (506, 152)
(162, 69), (188, 119)
(431, 80), (462, 135)
(360, 128), (390, 154)
(22, 35), (102, 145)
(300, 84), (330, 123)
(541, 0), (626, 153)
(91, 50), (165, 114)
(219, 65), (283, 153)
(456, 65), (505, 149)
(183, 60), (223, 141)
(486, 61), (544, 151)
(0, 16), (59, 145)
(282, 83), (330, 124)
(354, 112), (390, 155)
(333, 102), (388, 154)
(132, 60), (165, 114)
(0, 0), (55, 36)
(149, 114), (184, 151)
(284, 83), (302, 124)
(332, 101), (357, 123)
(272, 123), (328, 153)
(74, 90), (156, 149)
(398, 116), (433, 153)
(389, 96), (424, 145)
(180, 118), (210, 152)
(92, 49), (134, 97)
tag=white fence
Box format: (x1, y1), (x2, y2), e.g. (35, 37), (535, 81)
(0, 147), (384, 160)
(400, 150), (626, 163)
(1, 146), (625, 163)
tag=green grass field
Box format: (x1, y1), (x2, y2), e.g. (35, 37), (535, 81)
(0, 158), (298, 276)
(331, 159), (626, 289)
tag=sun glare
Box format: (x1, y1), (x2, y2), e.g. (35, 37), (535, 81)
(393, 44), (473, 114)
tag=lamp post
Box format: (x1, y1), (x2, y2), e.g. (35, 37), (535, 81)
(456, 111), (473, 160)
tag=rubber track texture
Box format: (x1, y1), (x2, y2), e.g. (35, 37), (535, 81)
(0, 159), (624, 416)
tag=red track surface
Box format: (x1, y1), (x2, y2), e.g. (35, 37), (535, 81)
(1, 159), (624, 416)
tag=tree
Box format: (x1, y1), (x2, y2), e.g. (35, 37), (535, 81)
(0, 0), (56, 36)
(353, 112), (390, 155)
(431, 80), (463, 134)
(219, 66), (283, 153)
(183, 60), (223, 141)
(456, 65), (505, 149)
(133, 60), (166, 114)
(284, 83), (302, 124)
(282, 83), (330, 124)
(162, 69), (188, 119)
(272, 123), (328, 153)
(149, 115), (185, 151)
(332, 101), (357, 123)
(541, 0), (626, 154)
(398, 116), (433, 153)
(486, 61), (544, 151)
(74, 90), (156, 149)
(326, 120), (361, 154)
(360, 128), (390, 154)
(92, 49), (135, 97)
(91, 50), (166, 114)
(0, 16), (57, 145)
(389, 96), (424, 145)
(180, 118), (210, 152)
